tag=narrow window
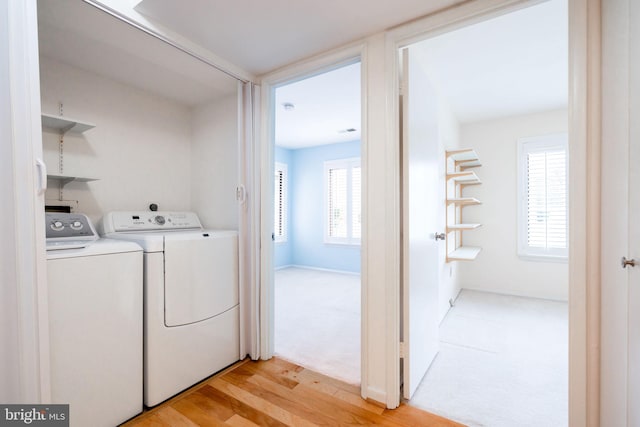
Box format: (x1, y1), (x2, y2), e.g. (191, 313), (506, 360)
(274, 162), (287, 243)
(325, 158), (361, 245)
(517, 133), (568, 260)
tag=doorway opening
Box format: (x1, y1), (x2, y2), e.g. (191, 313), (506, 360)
(272, 62), (362, 385)
(400, 0), (569, 425)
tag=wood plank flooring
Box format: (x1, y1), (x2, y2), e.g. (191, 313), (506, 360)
(122, 357), (464, 426)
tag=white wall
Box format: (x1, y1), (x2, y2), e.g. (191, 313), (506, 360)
(40, 56), (193, 224)
(191, 93), (239, 229)
(456, 109), (569, 301)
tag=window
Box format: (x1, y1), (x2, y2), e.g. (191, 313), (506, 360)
(517, 133), (568, 260)
(325, 158), (361, 245)
(274, 162), (287, 243)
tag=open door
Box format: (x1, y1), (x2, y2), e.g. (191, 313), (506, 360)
(401, 47), (442, 399)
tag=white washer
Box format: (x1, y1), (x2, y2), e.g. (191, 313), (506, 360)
(46, 213), (143, 427)
(102, 211), (240, 407)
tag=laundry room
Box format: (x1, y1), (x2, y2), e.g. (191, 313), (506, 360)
(38, 0), (240, 230)
(37, 0), (247, 425)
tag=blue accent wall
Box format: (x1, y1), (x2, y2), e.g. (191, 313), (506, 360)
(273, 140), (361, 273)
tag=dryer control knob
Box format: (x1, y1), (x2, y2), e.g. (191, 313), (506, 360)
(51, 221), (64, 231)
(155, 215), (166, 225)
(70, 221), (83, 230)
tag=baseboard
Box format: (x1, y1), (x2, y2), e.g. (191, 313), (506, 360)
(287, 264), (361, 276)
(460, 286), (569, 303)
(363, 386), (388, 408)
(274, 264), (294, 271)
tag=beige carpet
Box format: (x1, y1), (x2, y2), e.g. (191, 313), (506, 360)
(274, 267), (361, 385)
(409, 290), (568, 427)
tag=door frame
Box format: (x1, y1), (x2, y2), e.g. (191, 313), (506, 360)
(385, 0), (600, 423)
(257, 43), (367, 379)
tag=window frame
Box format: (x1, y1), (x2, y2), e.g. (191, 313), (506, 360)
(323, 157), (361, 246)
(517, 132), (569, 262)
(274, 162), (288, 244)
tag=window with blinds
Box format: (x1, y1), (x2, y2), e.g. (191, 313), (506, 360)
(324, 158), (361, 245)
(517, 134), (568, 260)
(274, 162), (287, 243)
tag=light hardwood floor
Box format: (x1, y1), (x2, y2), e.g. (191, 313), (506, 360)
(122, 357), (463, 426)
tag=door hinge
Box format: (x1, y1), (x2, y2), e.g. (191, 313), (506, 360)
(399, 341), (406, 358)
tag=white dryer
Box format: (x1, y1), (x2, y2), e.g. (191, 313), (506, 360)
(102, 211), (240, 406)
(46, 213), (143, 427)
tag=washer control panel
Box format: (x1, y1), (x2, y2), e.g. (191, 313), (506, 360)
(45, 213), (99, 250)
(102, 211), (203, 233)
(46, 213), (98, 239)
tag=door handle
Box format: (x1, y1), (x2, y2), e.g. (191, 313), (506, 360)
(435, 232), (446, 241)
(622, 257), (636, 268)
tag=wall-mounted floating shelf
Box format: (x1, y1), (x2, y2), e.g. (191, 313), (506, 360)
(41, 113), (95, 135)
(446, 148), (482, 262)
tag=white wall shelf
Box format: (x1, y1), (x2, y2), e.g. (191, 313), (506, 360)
(447, 246), (482, 261)
(41, 110), (98, 201)
(446, 197), (481, 206)
(446, 148), (482, 262)
(447, 223), (482, 231)
(41, 113), (95, 135)
(447, 171), (481, 184)
(47, 174), (99, 187)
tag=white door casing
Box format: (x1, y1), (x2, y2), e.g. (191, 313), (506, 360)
(401, 47), (441, 400)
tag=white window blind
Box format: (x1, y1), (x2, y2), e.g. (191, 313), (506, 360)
(274, 162), (287, 243)
(325, 158), (361, 245)
(517, 134), (568, 260)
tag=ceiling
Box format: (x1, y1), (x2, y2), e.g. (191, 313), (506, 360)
(133, 0), (465, 76)
(40, 0), (567, 147)
(275, 62), (361, 149)
(38, 0), (237, 107)
(412, 0), (568, 123)
(273, 0), (567, 149)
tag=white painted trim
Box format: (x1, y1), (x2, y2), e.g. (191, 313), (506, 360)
(258, 42), (369, 398)
(384, 0), (597, 418)
(568, 0), (601, 424)
(4, 0), (50, 403)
